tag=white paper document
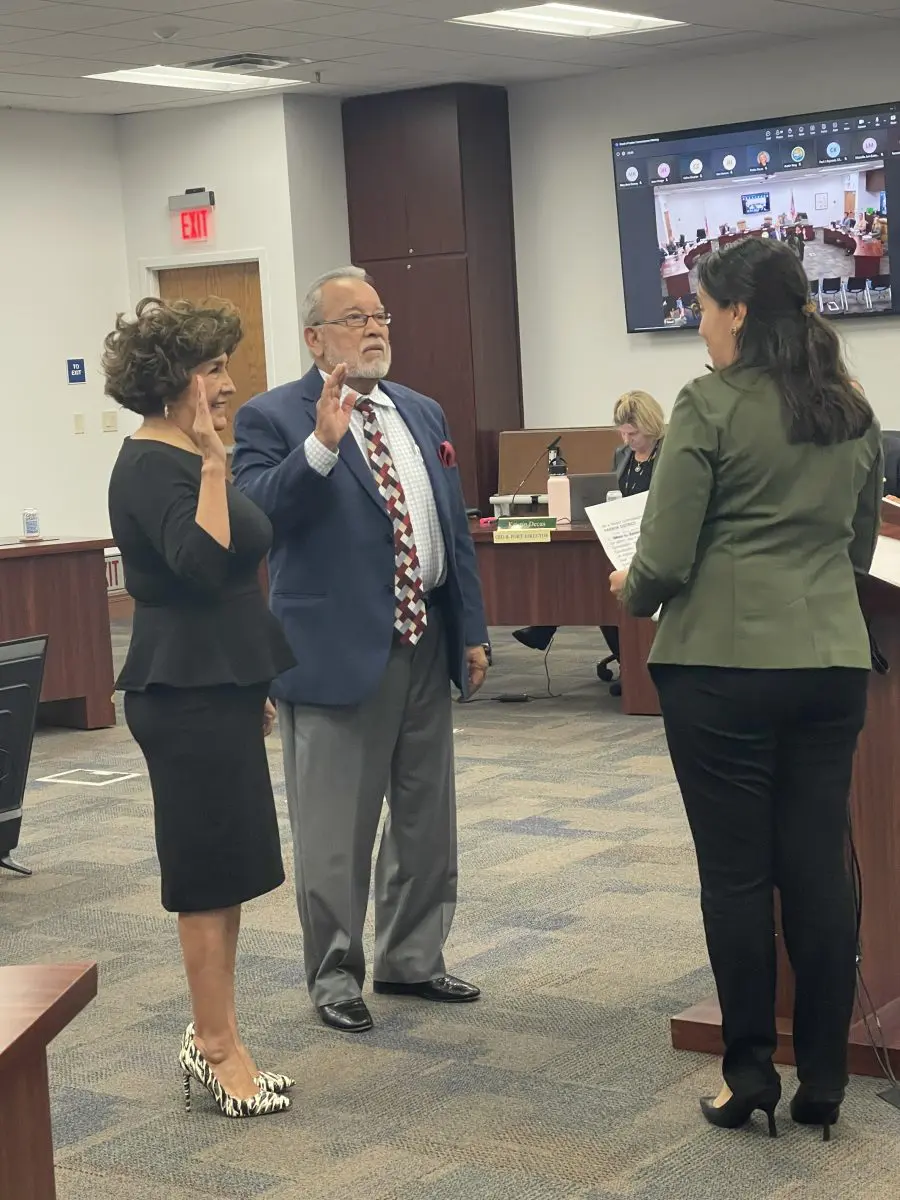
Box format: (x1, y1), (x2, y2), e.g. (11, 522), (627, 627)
(869, 534), (900, 588)
(584, 491), (649, 571)
(585, 492), (661, 621)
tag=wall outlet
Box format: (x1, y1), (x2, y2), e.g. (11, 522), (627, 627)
(101, 411), (118, 433)
(73, 413), (85, 435)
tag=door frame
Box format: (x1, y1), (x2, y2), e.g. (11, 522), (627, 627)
(137, 248), (277, 382)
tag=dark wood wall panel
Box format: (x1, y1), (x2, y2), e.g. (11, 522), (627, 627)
(343, 84), (523, 510)
(363, 256), (478, 502)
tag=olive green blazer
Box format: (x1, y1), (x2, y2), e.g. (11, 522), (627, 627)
(621, 366), (883, 669)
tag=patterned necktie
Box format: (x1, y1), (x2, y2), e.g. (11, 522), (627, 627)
(356, 399), (428, 645)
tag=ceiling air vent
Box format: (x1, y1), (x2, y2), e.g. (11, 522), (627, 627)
(182, 53), (295, 73)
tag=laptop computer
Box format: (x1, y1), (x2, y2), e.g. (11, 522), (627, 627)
(569, 472), (621, 522)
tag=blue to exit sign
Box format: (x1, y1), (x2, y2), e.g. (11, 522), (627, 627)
(67, 358), (86, 385)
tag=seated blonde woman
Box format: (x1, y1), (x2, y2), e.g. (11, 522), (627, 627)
(513, 391), (666, 692)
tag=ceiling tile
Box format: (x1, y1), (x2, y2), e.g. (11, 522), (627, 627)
(81, 14), (254, 41)
(62, 0), (251, 9)
(0, 0), (61, 11)
(380, 0), (507, 16)
(0, 69), (108, 94)
(0, 24), (63, 46)
(183, 0), (348, 25)
(643, 0), (888, 33)
(184, 32), (382, 60)
(0, 4), (144, 32)
(334, 44), (477, 70)
(368, 19), (587, 59)
(8, 31), (167, 58)
(173, 26), (317, 52)
(63, 39), (265, 65)
(277, 10), (435, 37)
(0, 47), (48, 68)
(4, 52), (133, 75)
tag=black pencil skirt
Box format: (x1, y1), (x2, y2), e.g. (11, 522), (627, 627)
(124, 683), (285, 913)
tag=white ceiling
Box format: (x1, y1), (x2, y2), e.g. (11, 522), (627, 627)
(0, 0), (897, 115)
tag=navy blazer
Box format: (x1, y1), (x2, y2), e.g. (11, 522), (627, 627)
(231, 365), (488, 707)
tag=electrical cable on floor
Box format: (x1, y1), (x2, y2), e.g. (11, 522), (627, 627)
(456, 633), (561, 704)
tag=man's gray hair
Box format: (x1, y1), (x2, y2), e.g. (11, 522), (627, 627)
(301, 266), (372, 328)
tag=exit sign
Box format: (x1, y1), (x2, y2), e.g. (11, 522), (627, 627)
(179, 208), (210, 242)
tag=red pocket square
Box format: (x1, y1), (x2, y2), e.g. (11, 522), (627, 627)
(439, 440), (457, 468)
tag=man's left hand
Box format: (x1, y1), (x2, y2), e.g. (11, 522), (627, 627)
(466, 645), (489, 696)
(609, 569), (629, 598)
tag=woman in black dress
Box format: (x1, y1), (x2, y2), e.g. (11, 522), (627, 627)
(105, 297), (296, 1119)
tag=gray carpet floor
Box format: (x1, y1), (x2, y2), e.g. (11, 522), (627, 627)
(4, 624), (900, 1199)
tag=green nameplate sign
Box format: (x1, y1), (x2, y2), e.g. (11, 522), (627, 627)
(496, 516), (557, 531)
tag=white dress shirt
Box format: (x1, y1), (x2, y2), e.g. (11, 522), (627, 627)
(305, 376), (447, 593)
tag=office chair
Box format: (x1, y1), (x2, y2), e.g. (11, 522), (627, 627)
(821, 277), (846, 312)
(870, 274), (892, 305)
(808, 278), (821, 311)
(845, 277), (872, 310)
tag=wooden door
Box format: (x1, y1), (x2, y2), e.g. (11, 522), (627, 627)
(845, 190), (857, 218)
(156, 261), (267, 448)
(363, 255), (478, 504)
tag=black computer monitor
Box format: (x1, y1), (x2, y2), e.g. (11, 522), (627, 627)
(0, 635), (48, 877)
(569, 472), (621, 522)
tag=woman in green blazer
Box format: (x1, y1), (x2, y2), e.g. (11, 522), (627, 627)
(611, 237), (882, 1140)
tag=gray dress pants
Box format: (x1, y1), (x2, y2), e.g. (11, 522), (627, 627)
(279, 609), (458, 1006)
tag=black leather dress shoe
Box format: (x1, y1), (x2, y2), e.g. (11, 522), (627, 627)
(317, 998), (373, 1032)
(372, 975), (480, 1003)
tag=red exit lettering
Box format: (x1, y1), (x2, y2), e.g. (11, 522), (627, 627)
(180, 208), (210, 242)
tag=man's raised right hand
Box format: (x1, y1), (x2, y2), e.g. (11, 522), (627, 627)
(314, 363), (357, 452)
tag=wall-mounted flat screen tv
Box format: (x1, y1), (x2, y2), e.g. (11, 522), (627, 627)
(613, 100), (899, 332)
(741, 192), (771, 215)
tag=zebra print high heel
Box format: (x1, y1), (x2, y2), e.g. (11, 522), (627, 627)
(183, 1022), (294, 1094)
(179, 1025), (290, 1118)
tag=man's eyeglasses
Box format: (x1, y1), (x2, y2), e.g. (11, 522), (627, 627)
(313, 312), (392, 330)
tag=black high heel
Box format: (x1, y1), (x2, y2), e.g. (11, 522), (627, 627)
(700, 1084), (781, 1137)
(790, 1086), (842, 1142)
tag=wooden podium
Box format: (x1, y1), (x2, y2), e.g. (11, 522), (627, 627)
(672, 505), (900, 1077)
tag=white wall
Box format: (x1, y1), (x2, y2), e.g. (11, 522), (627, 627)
(0, 95), (350, 538)
(0, 110), (130, 538)
(117, 95), (304, 388)
(510, 33), (900, 429)
(284, 95), (351, 371)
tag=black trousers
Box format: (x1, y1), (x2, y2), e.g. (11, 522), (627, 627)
(651, 665), (869, 1094)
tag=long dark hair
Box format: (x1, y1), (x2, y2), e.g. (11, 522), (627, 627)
(697, 238), (872, 445)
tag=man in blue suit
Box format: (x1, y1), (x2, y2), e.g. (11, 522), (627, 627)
(232, 266), (490, 1033)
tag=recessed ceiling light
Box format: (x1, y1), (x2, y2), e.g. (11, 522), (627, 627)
(85, 65), (308, 92)
(450, 3), (685, 38)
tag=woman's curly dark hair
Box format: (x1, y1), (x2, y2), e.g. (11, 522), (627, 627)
(102, 296), (243, 416)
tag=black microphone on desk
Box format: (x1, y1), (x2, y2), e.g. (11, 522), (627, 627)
(508, 436), (562, 514)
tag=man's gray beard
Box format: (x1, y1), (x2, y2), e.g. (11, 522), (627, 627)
(325, 349), (391, 380)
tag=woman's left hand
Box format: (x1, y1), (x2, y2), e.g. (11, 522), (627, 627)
(263, 699), (277, 737)
(609, 569), (628, 598)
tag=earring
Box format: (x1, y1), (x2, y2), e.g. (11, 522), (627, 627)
(730, 326), (739, 337)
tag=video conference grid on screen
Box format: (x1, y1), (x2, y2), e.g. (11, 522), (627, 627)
(612, 102), (899, 334)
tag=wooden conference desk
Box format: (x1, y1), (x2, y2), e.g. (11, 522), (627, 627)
(0, 962), (98, 1199)
(0, 538), (116, 730)
(470, 522), (660, 716)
